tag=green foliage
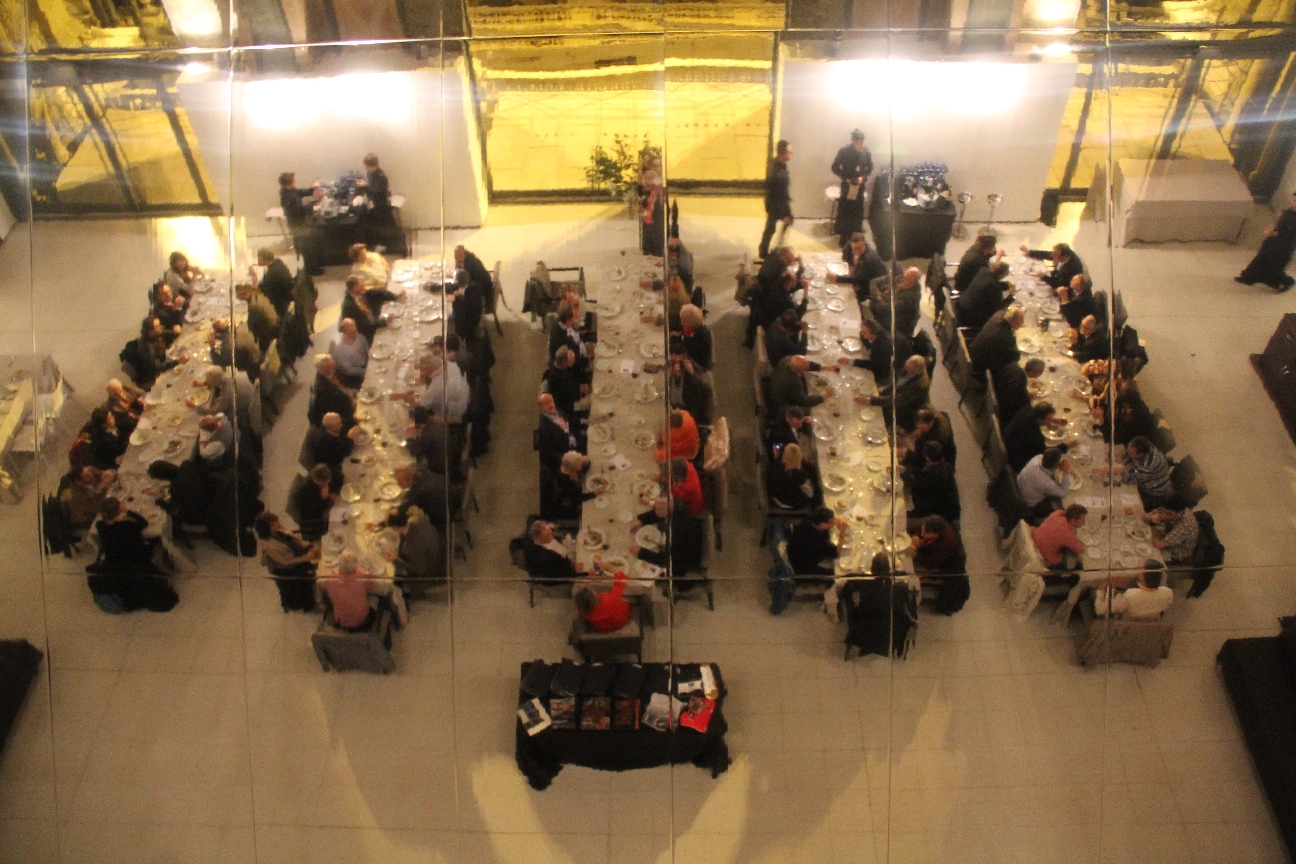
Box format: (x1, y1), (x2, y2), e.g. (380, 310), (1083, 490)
(585, 134), (659, 196)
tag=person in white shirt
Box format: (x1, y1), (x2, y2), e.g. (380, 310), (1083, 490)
(1093, 561), (1174, 619)
(1017, 446), (1069, 520)
(414, 353), (470, 422)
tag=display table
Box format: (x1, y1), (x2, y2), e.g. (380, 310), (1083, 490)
(1114, 158), (1253, 246)
(868, 192), (956, 260)
(515, 661), (729, 791)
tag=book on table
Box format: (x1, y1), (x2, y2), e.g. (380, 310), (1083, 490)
(580, 696), (611, 730)
(548, 696), (576, 729)
(613, 697), (641, 730)
(517, 698), (552, 736)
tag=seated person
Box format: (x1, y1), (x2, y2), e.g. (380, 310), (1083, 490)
(1021, 241), (1084, 290)
(525, 519), (583, 583)
(902, 408), (956, 471)
(385, 506), (445, 586)
(574, 568), (632, 633)
(993, 357), (1046, 427)
(1093, 561), (1173, 619)
(86, 407), (127, 471)
(341, 274), (403, 344)
(1057, 273), (1097, 330)
(665, 457), (704, 517)
(1147, 495), (1198, 565)
(253, 511), (319, 612)
(151, 282), (187, 331)
(969, 305), (1025, 379)
(1119, 435), (1173, 510)
(903, 440), (960, 526)
(678, 304), (712, 371)
(208, 317), (260, 379)
(655, 409), (700, 463)
(197, 413), (235, 471)
(839, 317), (892, 385)
(405, 406), (461, 479)
(768, 442), (817, 510)
(667, 349), (714, 426)
(348, 242), (390, 290)
(543, 346), (587, 419)
(393, 462), (449, 527)
(311, 412), (358, 481)
(1017, 446), (1070, 521)
(907, 515), (966, 575)
(548, 303), (590, 375)
(89, 497), (177, 613)
(331, 318), (370, 389)
(666, 275), (692, 331)
(787, 507), (845, 575)
(60, 466), (113, 536)
(766, 405), (809, 456)
(630, 498), (704, 581)
(291, 464), (335, 541)
(1032, 503), (1088, 571)
(1069, 314), (1110, 364)
(768, 354), (828, 418)
(319, 552), (378, 631)
(540, 451), (593, 522)
(163, 250), (202, 300)
(868, 355), (930, 432)
(308, 355), (357, 430)
(764, 309), (808, 367)
(126, 315), (182, 388)
(410, 353), (470, 424)
(535, 392), (581, 474)
(1004, 401), (1059, 474)
(955, 259), (1014, 335)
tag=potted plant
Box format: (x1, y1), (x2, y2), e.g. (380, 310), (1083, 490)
(586, 134), (659, 217)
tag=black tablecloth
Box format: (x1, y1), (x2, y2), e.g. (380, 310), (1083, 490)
(515, 661), (730, 790)
(309, 216), (365, 267)
(0, 640), (43, 754)
(868, 197), (957, 261)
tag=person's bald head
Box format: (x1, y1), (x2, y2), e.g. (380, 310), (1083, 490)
(340, 318), (358, 338)
(788, 355), (812, 374)
(900, 267), (922, 289)
(538, 393), (556, 414)
(322, 412), (343, 434)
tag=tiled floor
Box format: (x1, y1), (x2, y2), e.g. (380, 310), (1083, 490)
(0, 198), (1292, 863)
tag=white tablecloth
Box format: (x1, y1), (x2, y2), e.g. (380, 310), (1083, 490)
(1114, 158), (1253, 246)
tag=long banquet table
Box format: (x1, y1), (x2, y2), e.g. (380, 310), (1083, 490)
(1006, 256), (1167, 620)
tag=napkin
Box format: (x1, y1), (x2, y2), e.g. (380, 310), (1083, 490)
(619, 359), (637, 375)
(608, 453), (632, 472)
(850, 502), (869, 522)
(1119, 493), (1140, 510)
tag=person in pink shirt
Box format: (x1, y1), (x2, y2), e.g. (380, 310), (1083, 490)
(321, 552), (377, 631)
(1031, 504), (1088, 570)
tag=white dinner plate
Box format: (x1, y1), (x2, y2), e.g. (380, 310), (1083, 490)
(841, 337), (862, 353)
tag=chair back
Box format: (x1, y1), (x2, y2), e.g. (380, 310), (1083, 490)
(981, 413), (1008, 481)
(487, 260), (502, 315)
(1150, 409), (1176, 454)
(700, 512), (715, 571)
(986, 464), (1028, 534)
(1170, 454), (1207, 507)
(948, 329), (972, 395)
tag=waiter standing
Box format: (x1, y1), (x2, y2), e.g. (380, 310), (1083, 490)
(759, 139), (794, 261)
(831, 129), (873, 250)
(357, 153), (406, 257)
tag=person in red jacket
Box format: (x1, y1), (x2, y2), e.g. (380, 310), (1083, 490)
(574, 569), (632, 633)
(665, 458), (704, 517)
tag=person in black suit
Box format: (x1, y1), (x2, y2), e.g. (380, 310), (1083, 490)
(758, 139), (794, 260)
(993, 357), (1046, 426)
(954, 233), (1000, 295)
(540, 451), (593, 521)
(903, 407), (957, 470)
(758, 270), (808, 331)
(89, 497), (178, 613)
(255, 248), (295, 318)
(535, 393), (581, 474)
(904, 440), (961, 526)
(787, 507), (843, 575)
(667, 237), (694, 292)
(151, 283), (187, 332)
(630, 498), (704, 583)
(1238, 191), (1296, 291)
(277, 172), (321, 275)
(870, 266), (923, 340)
(359, 153), (406, 256)
(341, 276), (399, 344)
(450, 269), (484, 343)
(1069, 314), (1111, 364)
(768, 355), (827, 417)
(767, 442), (819, 510)
(667, 351), (715, 426)
(955, 260), (1014, 336)
(310, 413), (356, 484)
(840, 318), (894, 385)
(524, 519), (582, 583)
(831, 130), (873, 247)
(765, 309), (808, 367)
(542, 347), (587, 419)
(548, 304), (590, 377)
(291, 464), (335, 541)
(1022, 242), (1084, 290)
(393, 463), (449, 526)
(1057, 273), (1097, 329)
(766, 405), (809, 456)
(678, 304), (712, 370)
(829, 232), (889, 306)
(454, 244), (492, 295)
(969, 306), (1025, 379)
(1003, 401), (1058, 473)
(747, 246), (800, 347)
(306, 356), (356, 429)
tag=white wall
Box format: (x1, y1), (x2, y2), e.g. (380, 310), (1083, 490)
(178, 58), (487, 234)
(777, 53), (1076, 225)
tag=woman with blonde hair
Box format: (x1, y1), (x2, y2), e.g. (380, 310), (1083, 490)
(768, 441), (818, 510)
(348, 242), (390, 290)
